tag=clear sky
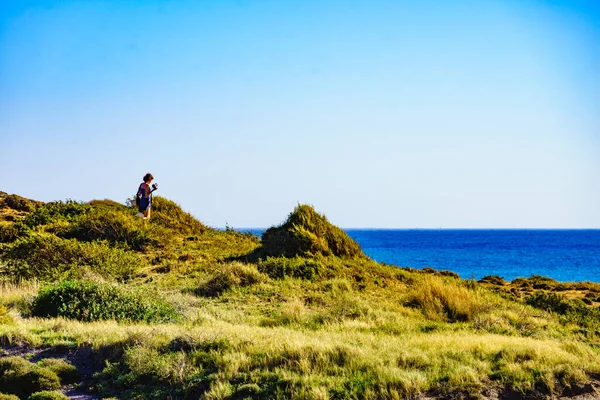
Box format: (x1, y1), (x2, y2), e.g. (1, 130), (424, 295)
(1, 0), (599, 228)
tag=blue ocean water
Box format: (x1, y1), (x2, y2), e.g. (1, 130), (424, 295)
(345, 230), (600, 283)
(242, 229), (600, 282)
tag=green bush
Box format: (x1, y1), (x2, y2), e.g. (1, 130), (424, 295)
(150, 196), (208, 235)
(196, 262), (266, 297)
(0, 357), (60, 399)
(38, 220), (71, 236)
(1, 194), (40, 212)
(24, 200), (91, 228)
(36, 359), (80, 384)
(528, 275), (558, 290)
(438, 270), (461, 279)
(94, 341), (224, 398)
(526, 292), (600, 328)
(0, 393), (19, 400)
(479, 275), (505, 285)
(1, 233), (141, 281)
(0, 222), (30, 243)
(62, 209), (167, 250)
(28, 392), (69, 400)
(261, 204), (364, 258)
(31, 280), (180, 323)
(526, 292), (572, 314)
(257, 256), (324, 280)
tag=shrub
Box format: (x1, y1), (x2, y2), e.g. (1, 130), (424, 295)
(526, 292), (573, 314)
(24, 200), (91, 228)
(62, 209), (167, 250)
(406, 276), (490, 322)
(196, 262), (266, 297)
(1, 194), (40, 212)
(257, 256), (324, 280)
(0, 394), (19, 400)
(0, 357), (60, 399)
(479, 275), (505, 285)
(28, 392), (69, 400)
(526, 292), (600, 328)
(94, 348), (197, 398)
(438, 270), (461, 279)
(396, 269), (415, 284)
(150, 196), (208, 235)
(0, 222), (30, 243)
(37, 359), (81, 384)
(260, 204), (364, 258)
(31, 280), (180, 323)
(1, 233), (141, 281)
(122, 346), (193, 385)
(39, 220), (71, 236)
(232, 384), (260, 398)
(421, 267), (440, 276)
(528, 275), (558, 290)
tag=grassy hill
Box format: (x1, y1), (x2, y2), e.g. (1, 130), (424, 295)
(0, 191), (599, 399)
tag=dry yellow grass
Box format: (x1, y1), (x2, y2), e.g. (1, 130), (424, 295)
(1, 306), (598, 398)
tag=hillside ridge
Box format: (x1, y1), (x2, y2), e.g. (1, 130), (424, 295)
(1, 190), (599, 400)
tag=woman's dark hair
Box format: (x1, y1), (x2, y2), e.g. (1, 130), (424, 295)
(143, 173), (154, 183)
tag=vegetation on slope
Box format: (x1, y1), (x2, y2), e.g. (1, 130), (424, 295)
(260, 204), (365, 258)
(0, 191), (599, 399)
(1, 233), (141, 281)
(0, 192), (42, 221)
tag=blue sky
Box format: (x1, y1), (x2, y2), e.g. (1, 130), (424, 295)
(1, 0), (599, 228)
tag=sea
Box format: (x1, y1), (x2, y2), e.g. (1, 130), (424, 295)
(240, 229), (600, 283)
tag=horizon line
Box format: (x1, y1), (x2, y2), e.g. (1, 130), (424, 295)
(227, 227), (600, 231)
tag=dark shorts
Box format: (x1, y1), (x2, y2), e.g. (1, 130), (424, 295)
(137, 198), (150, 212)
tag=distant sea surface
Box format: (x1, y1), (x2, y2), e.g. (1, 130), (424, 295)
(241, 229), (600, 283)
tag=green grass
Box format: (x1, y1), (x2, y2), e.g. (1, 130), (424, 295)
(195, 262), (267, 298)
(405, 275), (492, 322)
(0, 194), (599, 399)
(257, 256), (327, 280)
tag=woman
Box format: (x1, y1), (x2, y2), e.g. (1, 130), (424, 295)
(137, 173), (157, 220)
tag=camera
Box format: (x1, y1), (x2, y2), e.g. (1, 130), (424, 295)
(151, 183), (158, 191)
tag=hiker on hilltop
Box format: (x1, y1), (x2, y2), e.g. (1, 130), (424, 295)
(136, 173), (158, 220)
